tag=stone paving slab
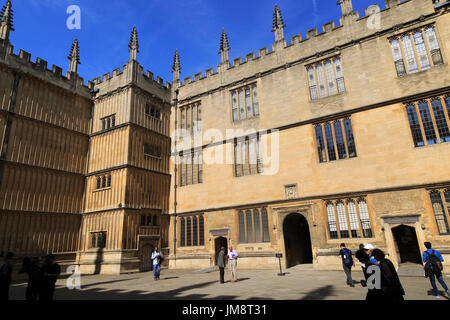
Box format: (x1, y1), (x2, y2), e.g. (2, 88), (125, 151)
(8, 265), (450, 300)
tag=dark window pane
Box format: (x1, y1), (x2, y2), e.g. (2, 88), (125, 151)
(246, 210), (253, 243)
(315, 125), (326, 163)
(333, 121), (347, 159)
(430, 191), (450, 234)
(395, 60), (406, 76)
(431, 99), (450, 143)
(324, 123), (336, 161)
(186, 217), (192, 246)
(261, 208), (270, 242)
(180, 218), (185, 247)
(153, 215), (158, 226)
(111, 116), (115, 127)
(343, 119), (357, 158)
(107, 118), (111, 129)
(419, 101), (438, 145)
(107, 175), (111, 187)
(406, 105), (425, 147)
(238, 211), (246, 243)
(96, 177), (101, 189)
(340, 230), (349, 238)
(445, 96), (450, 118)
(140, 215), (145, 226)
(102, 176), (106, 188)
(253, 209), (261, 243)
(199, 216), (204, 245)
(102, 119), (106, 130)
(146, 215), (152, 226)
(192, 216), (198, 246)
(91, 233), (96, 248)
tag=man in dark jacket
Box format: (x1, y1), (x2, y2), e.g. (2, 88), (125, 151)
(39, 254), (61, 300)
(372, 249), (405, 301)
(217, 246), (227, 284)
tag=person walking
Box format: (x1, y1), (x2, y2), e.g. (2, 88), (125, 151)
(151, 247), (163, 281)
(423, 242), (449, 298)
(228, 246), (238, 283)
(18, 257), (43, 300)
(0, 252), (14, 300)
(355, 249), (384, 301)
(217, 246), (227, 284)
(39, 254), (60, 300)
(339, 243), (355, 287)
(363, 244), (378, 264)
(372, 249), (405, 301)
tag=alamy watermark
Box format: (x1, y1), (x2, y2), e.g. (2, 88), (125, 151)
(66, 5), (81, 30)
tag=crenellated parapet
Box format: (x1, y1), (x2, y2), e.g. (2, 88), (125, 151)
(0, 38), (92, 99)
(91, 60), (171, 104)
(173, 0), (436, 101)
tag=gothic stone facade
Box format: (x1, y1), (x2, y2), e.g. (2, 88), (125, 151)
(0, 3), (171, 274)
(168, 0), (450, 273)
(0, 0), (450, 275)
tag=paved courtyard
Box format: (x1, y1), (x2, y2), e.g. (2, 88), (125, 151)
(8, 264), (450, 300)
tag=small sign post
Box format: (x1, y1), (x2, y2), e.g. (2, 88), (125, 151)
(276, 253), (285, 276)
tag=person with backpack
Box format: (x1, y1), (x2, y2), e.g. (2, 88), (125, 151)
(423, 242), (449, 298)
(339, 243), (355, 287)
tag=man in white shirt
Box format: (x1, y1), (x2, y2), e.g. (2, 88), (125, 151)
(151, 247), (163, 281)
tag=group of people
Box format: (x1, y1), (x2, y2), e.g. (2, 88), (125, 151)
(339, 241), (449, 300)
(217, 246), (239, 284)
(0, 251), (61, 300)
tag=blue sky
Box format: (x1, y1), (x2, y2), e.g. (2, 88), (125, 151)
(9, 0), (385, 84)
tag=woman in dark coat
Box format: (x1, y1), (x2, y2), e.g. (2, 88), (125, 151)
(372, 249), (405, 302)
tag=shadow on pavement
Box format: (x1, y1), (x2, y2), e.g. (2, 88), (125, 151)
(42, 279), (269, 300)
(300, 285), (335, 300)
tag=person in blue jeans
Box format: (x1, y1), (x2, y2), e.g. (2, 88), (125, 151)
(151, 247), (163, 281)
(423, 242), (449, 298)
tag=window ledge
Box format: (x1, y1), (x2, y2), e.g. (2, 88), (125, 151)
(232, 114), (260, 123)
(93, 187), (111, 193)
(145, 114), (162, 121)
(144, 154), (162, 160)
(413, 141), (450, 150)
(397, 63), (447, 79)
(310, 91), (347, 103)
(318, 156), (358, 165)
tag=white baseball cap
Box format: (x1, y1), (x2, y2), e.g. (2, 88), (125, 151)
(364, 244), (375, 250)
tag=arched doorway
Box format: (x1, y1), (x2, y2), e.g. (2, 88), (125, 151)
(392, 225), (422, 265)
(283, 213), (313, 268)
(214, 237), (228, 265)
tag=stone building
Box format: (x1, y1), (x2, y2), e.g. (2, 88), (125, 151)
(0, 1), (170, 274)
(0, 0), (450, 275)
(168, 0), (450, 273)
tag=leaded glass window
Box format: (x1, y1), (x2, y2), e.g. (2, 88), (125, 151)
(347, 200), (359, 238)
(325, 199), (373, 239)
(334, 120), (347, 160)
(253, 209), (261, 243)
(402, 35), (418, 73)
(431, 99), (450, 143)
(324, 123), (337, 161)
(315, 125), (326, 163)
(261, 208), (270, 242)
(358, 200), (373, 238)
(390, 26), (443, 76)
(406, 104), (425, 147)
(418, 101), (438, 145)
(231, 84), (259, 121)
(326, 203), (338, 239)
(238, 211), (246, 243)
(246, 210), (253, 243)
(430, 191), (450, 235)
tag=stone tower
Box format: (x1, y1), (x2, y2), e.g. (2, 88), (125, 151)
(78, 26), (172, 274)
